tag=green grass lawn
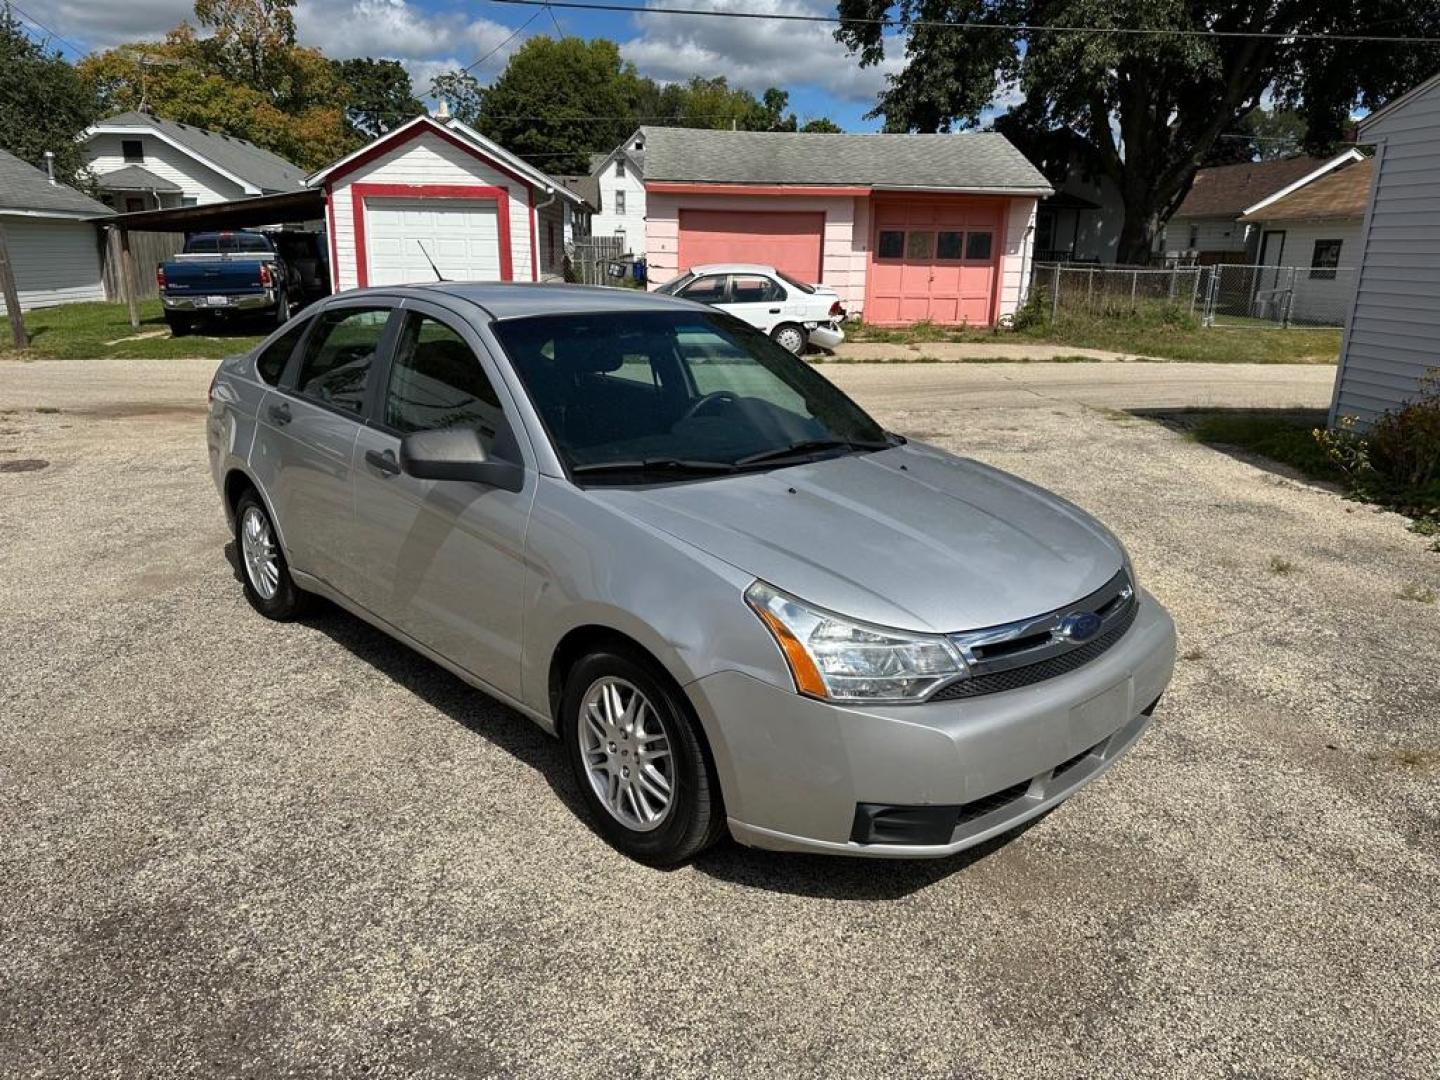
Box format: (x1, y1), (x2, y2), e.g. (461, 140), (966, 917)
(845, 314), (1341, 365)
(1, 300), (269, 360)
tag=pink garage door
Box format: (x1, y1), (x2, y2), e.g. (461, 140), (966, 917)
(866, 199), (1003, 325)
(678, 210), (825, 282)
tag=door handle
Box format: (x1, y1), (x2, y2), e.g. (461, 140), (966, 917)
(768, 308), (781, 314)
(267, 402), (291, 425)
(365, 448), (400, 476)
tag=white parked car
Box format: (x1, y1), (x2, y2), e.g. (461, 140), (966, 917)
(655, 264), (846, 354)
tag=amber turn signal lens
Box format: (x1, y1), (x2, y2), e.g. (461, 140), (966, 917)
(750, 601), (829, 698)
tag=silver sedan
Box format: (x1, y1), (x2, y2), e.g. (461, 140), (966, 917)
(207, 283), (1175, 865)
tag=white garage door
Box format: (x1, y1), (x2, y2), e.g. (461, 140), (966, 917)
(364, 197), (501, 286)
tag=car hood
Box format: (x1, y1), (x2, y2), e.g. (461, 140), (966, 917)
(588, 442), (1126, 632)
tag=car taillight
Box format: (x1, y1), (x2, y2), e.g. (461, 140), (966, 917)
(829, 301), (845, 319)
(155, 265), (166, 289)
(259, 262), (273, 288)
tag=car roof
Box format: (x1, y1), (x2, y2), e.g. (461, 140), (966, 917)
(687, 263), (782, 276)
(354, 281), (705, 320)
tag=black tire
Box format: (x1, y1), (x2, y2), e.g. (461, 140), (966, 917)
(233, 489), (309, 621)
(274, 291), (291, 327)
(771, 322), (807, 355)
(561, 649), (725, 866)
(165, 311), (191, 337)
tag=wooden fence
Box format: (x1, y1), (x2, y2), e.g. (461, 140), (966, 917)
(102, 229), (185, 302)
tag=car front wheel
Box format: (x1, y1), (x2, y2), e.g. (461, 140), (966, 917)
(561, 649), (724, 865)
(771, 323), (807, 355)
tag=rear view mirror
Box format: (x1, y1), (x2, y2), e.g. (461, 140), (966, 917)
(399, 426), (524, 492)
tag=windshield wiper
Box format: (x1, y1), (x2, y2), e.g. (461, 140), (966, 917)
(734, 437), (892, 468)
(571, 458), (740, 478)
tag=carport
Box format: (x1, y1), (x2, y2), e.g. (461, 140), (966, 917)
(103, 187), (325, 328)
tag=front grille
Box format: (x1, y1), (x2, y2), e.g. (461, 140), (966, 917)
(930, 600), (1138, 700)
(954, 780), (1031, 824)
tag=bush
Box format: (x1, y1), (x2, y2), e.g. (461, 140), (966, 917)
(1317, 371), (1440, 516)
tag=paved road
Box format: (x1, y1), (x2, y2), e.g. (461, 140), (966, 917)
(1, 359), (1435, 1079)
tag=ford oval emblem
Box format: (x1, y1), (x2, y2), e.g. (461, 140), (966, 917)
(1058, 611), (1103, 642)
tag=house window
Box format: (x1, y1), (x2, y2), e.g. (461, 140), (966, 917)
(1310, 239), (1343, 280)
(615, 160), (625, 178)
(877, 230), (904, 259)
(965, 232), (993, 260)
(181, 197), (198, 207)
(1187, 223), (1199, 249)
(614, 190), (626, 214)
(124, 196), (145, 213)
(122, 139), (144, 164)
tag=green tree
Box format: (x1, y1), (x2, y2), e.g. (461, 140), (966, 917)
(836, 0), (1440, 262)
(428, 69), (486, 127)
(336, 58), (423, 139)
(0, 10), (101, 185)
(800, 117), (843, 133)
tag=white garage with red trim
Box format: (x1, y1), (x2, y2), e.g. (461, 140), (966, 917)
(308, 115), (587, 292)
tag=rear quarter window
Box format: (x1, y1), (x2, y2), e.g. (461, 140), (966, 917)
(254, 318), (311, 385)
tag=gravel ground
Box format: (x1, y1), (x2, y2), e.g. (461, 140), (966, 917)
(1, 358), (1436, 1079)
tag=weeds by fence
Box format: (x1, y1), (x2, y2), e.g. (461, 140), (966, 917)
(1028, 262), (1357, 329)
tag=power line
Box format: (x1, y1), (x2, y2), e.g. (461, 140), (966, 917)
(487, 0), (1440, 45)
(461, 6), (544, 73)
(6, 2), (87, 58)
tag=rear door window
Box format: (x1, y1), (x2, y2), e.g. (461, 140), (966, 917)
(730, 276), (784, 304)
(255, 317), (310, 385)
(295, 307), (390, 416)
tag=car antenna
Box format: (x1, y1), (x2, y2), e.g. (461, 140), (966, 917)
(416, 240), (447, 281)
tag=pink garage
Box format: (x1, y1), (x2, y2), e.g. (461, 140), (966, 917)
(308, 115), (588, 291)
(639, 128), (1051, 326)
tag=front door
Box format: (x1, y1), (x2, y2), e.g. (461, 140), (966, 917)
(1257, 229), (1287, 294)
(349, 303), (534, 699)
(258, 303), (394, 592)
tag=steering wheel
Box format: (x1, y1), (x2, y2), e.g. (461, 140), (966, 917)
(679, 390), (740, 424)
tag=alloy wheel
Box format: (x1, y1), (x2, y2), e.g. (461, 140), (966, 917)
(577, 676), (675, 832)
(240, 505), (280, 601)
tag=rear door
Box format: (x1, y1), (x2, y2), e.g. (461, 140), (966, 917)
(721, 273), (788, 334)
(257, 302), (396, 593)
(349, 301), (535, 699)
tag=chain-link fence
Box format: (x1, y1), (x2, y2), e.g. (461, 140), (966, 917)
(1028, 262), (1356, 329)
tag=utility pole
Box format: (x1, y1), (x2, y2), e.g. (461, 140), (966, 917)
(0, 223), (28, 349)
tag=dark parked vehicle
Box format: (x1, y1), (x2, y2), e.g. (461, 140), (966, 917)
(157, 230), (329, 336)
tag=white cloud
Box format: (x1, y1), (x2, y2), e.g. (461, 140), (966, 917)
(619, 0), (903, 104)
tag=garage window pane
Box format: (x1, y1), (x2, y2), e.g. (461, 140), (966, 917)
(296, 308), (390, 416)
(906, 231), (934, 260)
(937, 232), (963, 260)
(386, 314), (504, 442)
(965, 232), (993, 261)
(877, 230), (904, 259)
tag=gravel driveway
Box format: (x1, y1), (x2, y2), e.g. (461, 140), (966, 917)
(1, 358), (1436, 1079)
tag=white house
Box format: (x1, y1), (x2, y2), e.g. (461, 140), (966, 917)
(307, 114), (588, 291)
(1237, 156), (1371, 326)
(1161, 151), (1363, 262)
(0, 148), (111, 311)
(82, 111), (306, 212)
(1332, 72), (1440, 425)
(588, 131), (648, 255)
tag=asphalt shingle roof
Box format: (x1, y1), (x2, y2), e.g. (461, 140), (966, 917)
(556, 173), (600, 211)
(0, 149), (112, 217)
(1241, 159), (1373, 222)
(1174, 156), (1333, 219)
(635, 127), (1051, 192)
(94, 164), (182, 192)
(95, 112), (306, 193)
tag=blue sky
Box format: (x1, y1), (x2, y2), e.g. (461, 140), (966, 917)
(23, 0), (913, 130)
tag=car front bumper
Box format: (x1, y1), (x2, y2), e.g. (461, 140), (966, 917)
(162, 290), (276, 313)
(686, 589), (1176, 858)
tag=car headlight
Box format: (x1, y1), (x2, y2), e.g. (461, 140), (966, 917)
(745, 581), (966, 703)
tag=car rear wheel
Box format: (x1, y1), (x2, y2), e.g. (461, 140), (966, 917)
(274, 292), (291, 327)
(561, 649), (724, 865)
(771, 323), (807, 355)
(234, 490), (308, 620)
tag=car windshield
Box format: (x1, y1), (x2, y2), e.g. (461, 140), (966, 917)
(653, 273), (695, 296)
(492, 310), (893, 481)
(775, 270), (816, 294)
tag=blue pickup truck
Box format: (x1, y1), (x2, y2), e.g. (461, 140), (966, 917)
(157, 230), (327, 336)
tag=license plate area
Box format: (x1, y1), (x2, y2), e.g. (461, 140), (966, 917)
(1068, 678), (1132, 749)
(204, 295), (230, 307)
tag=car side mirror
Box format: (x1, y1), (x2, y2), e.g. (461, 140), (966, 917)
(398, 425), (524, 492)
